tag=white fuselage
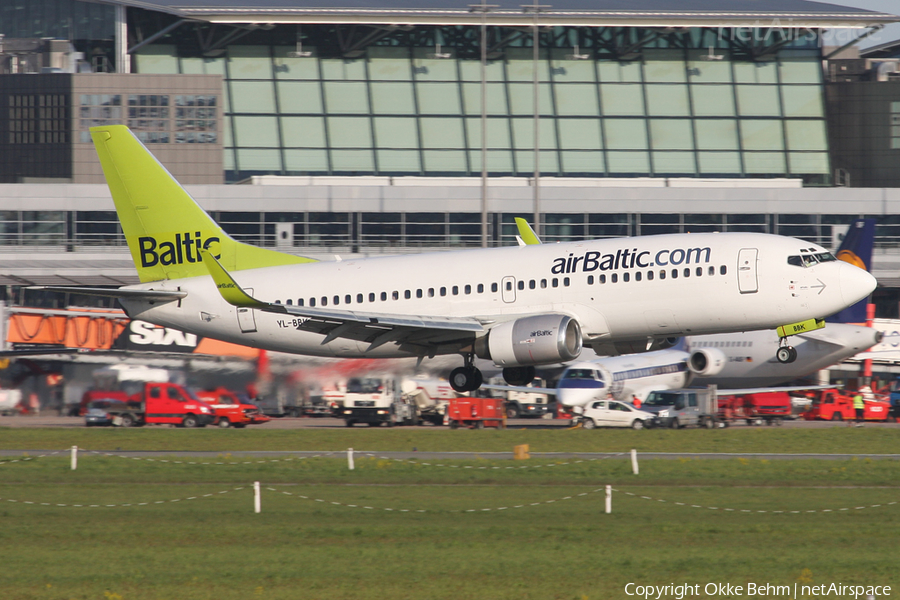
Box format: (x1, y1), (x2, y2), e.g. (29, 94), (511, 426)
(119, 232), (874, 361)
(690, 324), (880, 387)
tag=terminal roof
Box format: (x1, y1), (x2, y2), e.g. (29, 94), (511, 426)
(114, 0), (899, 27)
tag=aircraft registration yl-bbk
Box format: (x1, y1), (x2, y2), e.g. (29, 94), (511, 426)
(43, 126), (877, 393)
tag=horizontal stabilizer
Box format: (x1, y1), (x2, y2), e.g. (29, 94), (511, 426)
(0, 347), (87, 357)
(29, 286), (187, 302)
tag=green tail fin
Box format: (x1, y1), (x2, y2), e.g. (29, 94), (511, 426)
(91, 125), (314, 283)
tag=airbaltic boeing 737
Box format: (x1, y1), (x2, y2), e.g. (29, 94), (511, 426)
(45, 126), (876, 393)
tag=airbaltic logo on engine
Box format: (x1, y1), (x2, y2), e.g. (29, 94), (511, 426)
(551, 246), (712, 274)
(138, 231), (221, 268)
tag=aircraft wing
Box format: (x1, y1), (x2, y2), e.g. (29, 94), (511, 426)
(28, 286), (187, 302)
(481, 383), (558, 395)
(200, 250), (484, 351)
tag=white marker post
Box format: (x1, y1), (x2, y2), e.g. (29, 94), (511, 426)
(631, 449), (639, 475)
(71, 445), (77, 471)
(605, 485), (612, 514)
(254, 481), (261, 514)
(348, 448), (355, 470)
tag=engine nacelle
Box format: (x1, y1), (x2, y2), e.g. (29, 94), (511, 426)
(475, 314), (583, 367)
(688, 348), (727, 376)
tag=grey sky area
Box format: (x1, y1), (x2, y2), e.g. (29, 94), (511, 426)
(819, 0), (900, 49)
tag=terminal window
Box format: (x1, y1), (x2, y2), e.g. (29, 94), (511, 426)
(892, 102), (900, 150)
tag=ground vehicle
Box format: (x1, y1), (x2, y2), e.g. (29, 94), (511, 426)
(580, 399), (655, 430)
(646, 388), (720, 429)
(84, 400), (129, 426)
(401, 377), (454, 425)
(801, 389), (891, 422)
(0, 389), (23, 416)
(342, 377), (417, 427)
(488, 377), (553, 418)
(105, 382), (215, 428)
(78, 390), (129, 416)
(718, 392), (791, 426)
(195, 387), (270, 428)
(447, 397), (504, 429)
(886, 378), (900, 420)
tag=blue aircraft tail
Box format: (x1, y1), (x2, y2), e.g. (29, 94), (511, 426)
(828, 218), (876, 324)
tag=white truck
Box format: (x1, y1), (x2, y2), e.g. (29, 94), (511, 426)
(487, 376), (553, 418)
(400, 376), (454, 426)
(341, 376), (418, 427)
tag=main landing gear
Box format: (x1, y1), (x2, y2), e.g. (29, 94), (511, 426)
(776, 341), (798, 364)
(450, 354), (483, 393)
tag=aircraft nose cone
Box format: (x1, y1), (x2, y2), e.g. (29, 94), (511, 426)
(557, 386), (596, 408)
(839, 263), (877, 308)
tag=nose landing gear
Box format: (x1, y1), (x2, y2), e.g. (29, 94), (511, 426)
(449, 354), (483, 393)
(776, 343), (797, 364)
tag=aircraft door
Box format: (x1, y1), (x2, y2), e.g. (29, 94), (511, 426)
(737, 248), (759, 294)
(237, 288), (258, 333)
(501, 276), (516, 303)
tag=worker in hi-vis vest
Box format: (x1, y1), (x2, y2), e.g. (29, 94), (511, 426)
(852, 392), (865, 427)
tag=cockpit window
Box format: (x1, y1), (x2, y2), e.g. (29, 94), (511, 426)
(787, 252), (836, 268)
(564, 368), (597, 380)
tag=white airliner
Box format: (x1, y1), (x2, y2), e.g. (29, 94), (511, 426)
(548, 323), (881, 409)
(42, 126), (876, 393)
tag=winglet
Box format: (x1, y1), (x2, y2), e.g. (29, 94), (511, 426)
(515, 218), (542, 245)
(200, 249), (268, 309)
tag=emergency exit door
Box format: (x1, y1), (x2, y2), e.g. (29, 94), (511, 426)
(501, 276), (516, 303)
(237, 288), (258, 333)
(737, 248), (758, 294)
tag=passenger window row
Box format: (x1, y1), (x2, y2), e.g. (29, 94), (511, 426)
(273, 277), (573, 308)
(586, 265), (727, 285)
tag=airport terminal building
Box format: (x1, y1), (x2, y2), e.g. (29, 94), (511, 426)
(2, 0), (900, 312)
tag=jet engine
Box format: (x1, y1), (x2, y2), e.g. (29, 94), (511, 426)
(475, 314), (582, 367)
(687, 348), (727, 376)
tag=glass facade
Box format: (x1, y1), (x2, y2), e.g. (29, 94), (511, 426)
(0, 0), (116, 69)
(131, 26), (830, 183)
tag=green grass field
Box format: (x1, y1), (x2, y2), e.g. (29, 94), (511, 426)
(1, 424), (898, 454)
(1, 428), (898, 600)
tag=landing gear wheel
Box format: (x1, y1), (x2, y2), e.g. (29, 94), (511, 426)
(502, 366), (535, 387)
(449, 365), (484, 393)
(776, 345), (797, 364)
